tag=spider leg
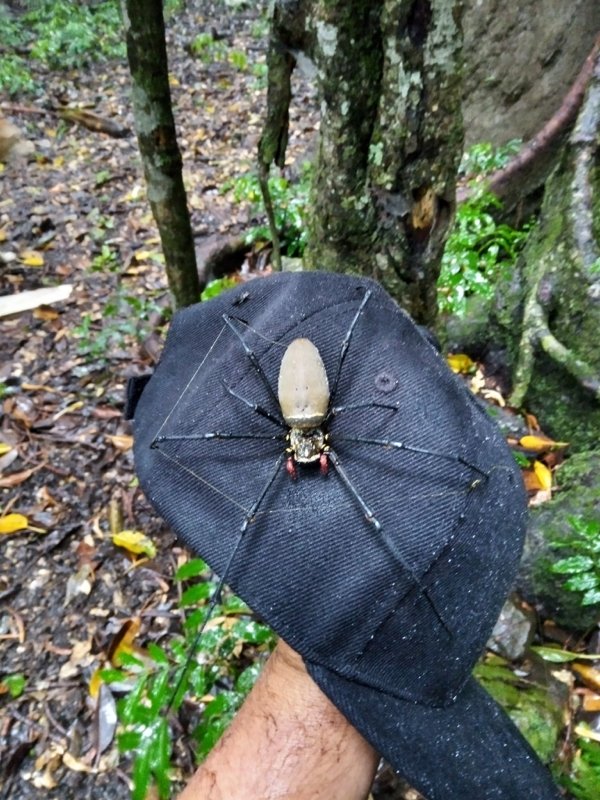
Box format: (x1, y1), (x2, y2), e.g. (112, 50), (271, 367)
(167, 451), (285, 712)
(223, 314), (281, 412)
(334, 435), (489, 480)
(328, 401), (399, 419)
(152, 432), (285, 446)
(222, 380), (286, 429)
(328, 289), (372, 404)
(327, 447), (452, 635)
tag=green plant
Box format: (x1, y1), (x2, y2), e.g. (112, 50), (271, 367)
(190, 32), (228, 62)
(72, 291), (161, 361)
(562, 740), (600, 800)
(91, 244), (120, 272)
(103, 559), (275, 800)
(437, 141), (531, 316)
(0, 1), (124, 95)
(459, 140), (522, 178)
(438, 186), (530, 316)
(2, 673), (27, 698)
(227, 163), (312, 257)
(550, 517), (600, 606)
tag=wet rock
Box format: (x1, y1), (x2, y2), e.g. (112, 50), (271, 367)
(487, 599), (535, 661)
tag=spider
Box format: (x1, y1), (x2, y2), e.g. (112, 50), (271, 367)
(152, 288), (489, 636)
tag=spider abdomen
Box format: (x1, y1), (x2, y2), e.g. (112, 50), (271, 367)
(278, 338), (330, 430)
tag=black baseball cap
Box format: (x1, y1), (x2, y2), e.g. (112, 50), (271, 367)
(131, 272), (562, 799)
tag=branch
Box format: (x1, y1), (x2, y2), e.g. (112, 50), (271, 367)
(1, 102), (130, 139)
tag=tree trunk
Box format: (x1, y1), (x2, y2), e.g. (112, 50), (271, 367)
(495, 54), (600, 450)
(302, 0), (464, 326)
(122, 0), (201, 309)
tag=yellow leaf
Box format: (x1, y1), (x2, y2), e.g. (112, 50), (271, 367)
(0, 228), (7, 243)
(572, 663), (600, 693)
(519, 434), (569, 452)
(0, 442), (12, 455)
(19, 250), (44, 267)
(89, 668), (104, 698)
(106, 434), (133, 451)
(0, 513), (28, 534)
(112, 529), (156, 558)
(447, 353), (475, 374)
(533, 460), (552, 491)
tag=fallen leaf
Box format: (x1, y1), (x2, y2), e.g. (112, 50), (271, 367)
(581, 693), (600, 712)
(0, 513), (28, 534)
(533, 460), (552, 491)
(95, 684), (118, 754)
(572, 663), (600, 693)
(519, 434), (569, 452)
(64, 562), (95, 604)
(62, 752), (93, 773)
(19, 250), (44, 267)
(106, 434), (132, 451)
(0, 442), (12, 455)
(0, 467), (38, 488)
(447, 353), (475, 374)
(111, 529), (156, 558)
(107, 617), (142, 665)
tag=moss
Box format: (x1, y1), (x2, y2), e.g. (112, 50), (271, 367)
(474, 656), (563, 763)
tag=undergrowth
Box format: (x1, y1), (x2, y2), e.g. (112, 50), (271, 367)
(0, 0), (125, 96)
(100, 558), (276, 800)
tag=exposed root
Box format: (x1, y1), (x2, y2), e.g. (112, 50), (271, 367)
(509, 52), (600, 407)
(458, 34), (600, 207)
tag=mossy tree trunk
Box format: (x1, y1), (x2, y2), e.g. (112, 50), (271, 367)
(495, 56), (600, 450)
(122, 0), (201, 309)
(301, 0), (464, 326)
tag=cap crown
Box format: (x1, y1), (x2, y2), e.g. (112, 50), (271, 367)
(134, 272), (527, 707)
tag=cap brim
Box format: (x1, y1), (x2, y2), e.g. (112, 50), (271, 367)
(307, 664), (561, 800)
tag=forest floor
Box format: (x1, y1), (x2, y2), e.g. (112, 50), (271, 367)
(0, 2), (591, 800)
(0, 3), (315, 798)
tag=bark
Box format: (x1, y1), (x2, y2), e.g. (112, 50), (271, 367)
(301, 0), (464, 326)
(495, 54), (600, 450)
(122, 0), (201, 309)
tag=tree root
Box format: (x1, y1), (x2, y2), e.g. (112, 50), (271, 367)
(509, 53), (600, 408)
(458, 33), (600, 207)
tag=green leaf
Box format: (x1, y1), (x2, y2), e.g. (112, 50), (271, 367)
(99, 667), (129, 684)
(148, 717), (171, 798)
(131, 739), (152, 800)
(551, 555), (594, 574)
(564, 573), (599, 592)
(180, 582), (212, 607)
(582, 588), (600, 606)
(531, 646), (600, 663)
(146, 642), (169, 666)
(200, 277), (238, 302)
(175, 558), (208, 581)
(2, 673), (26, 698)
(117, 730), (142, 752)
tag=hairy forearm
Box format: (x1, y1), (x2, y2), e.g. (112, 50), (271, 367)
(178, 640), (379, 800)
